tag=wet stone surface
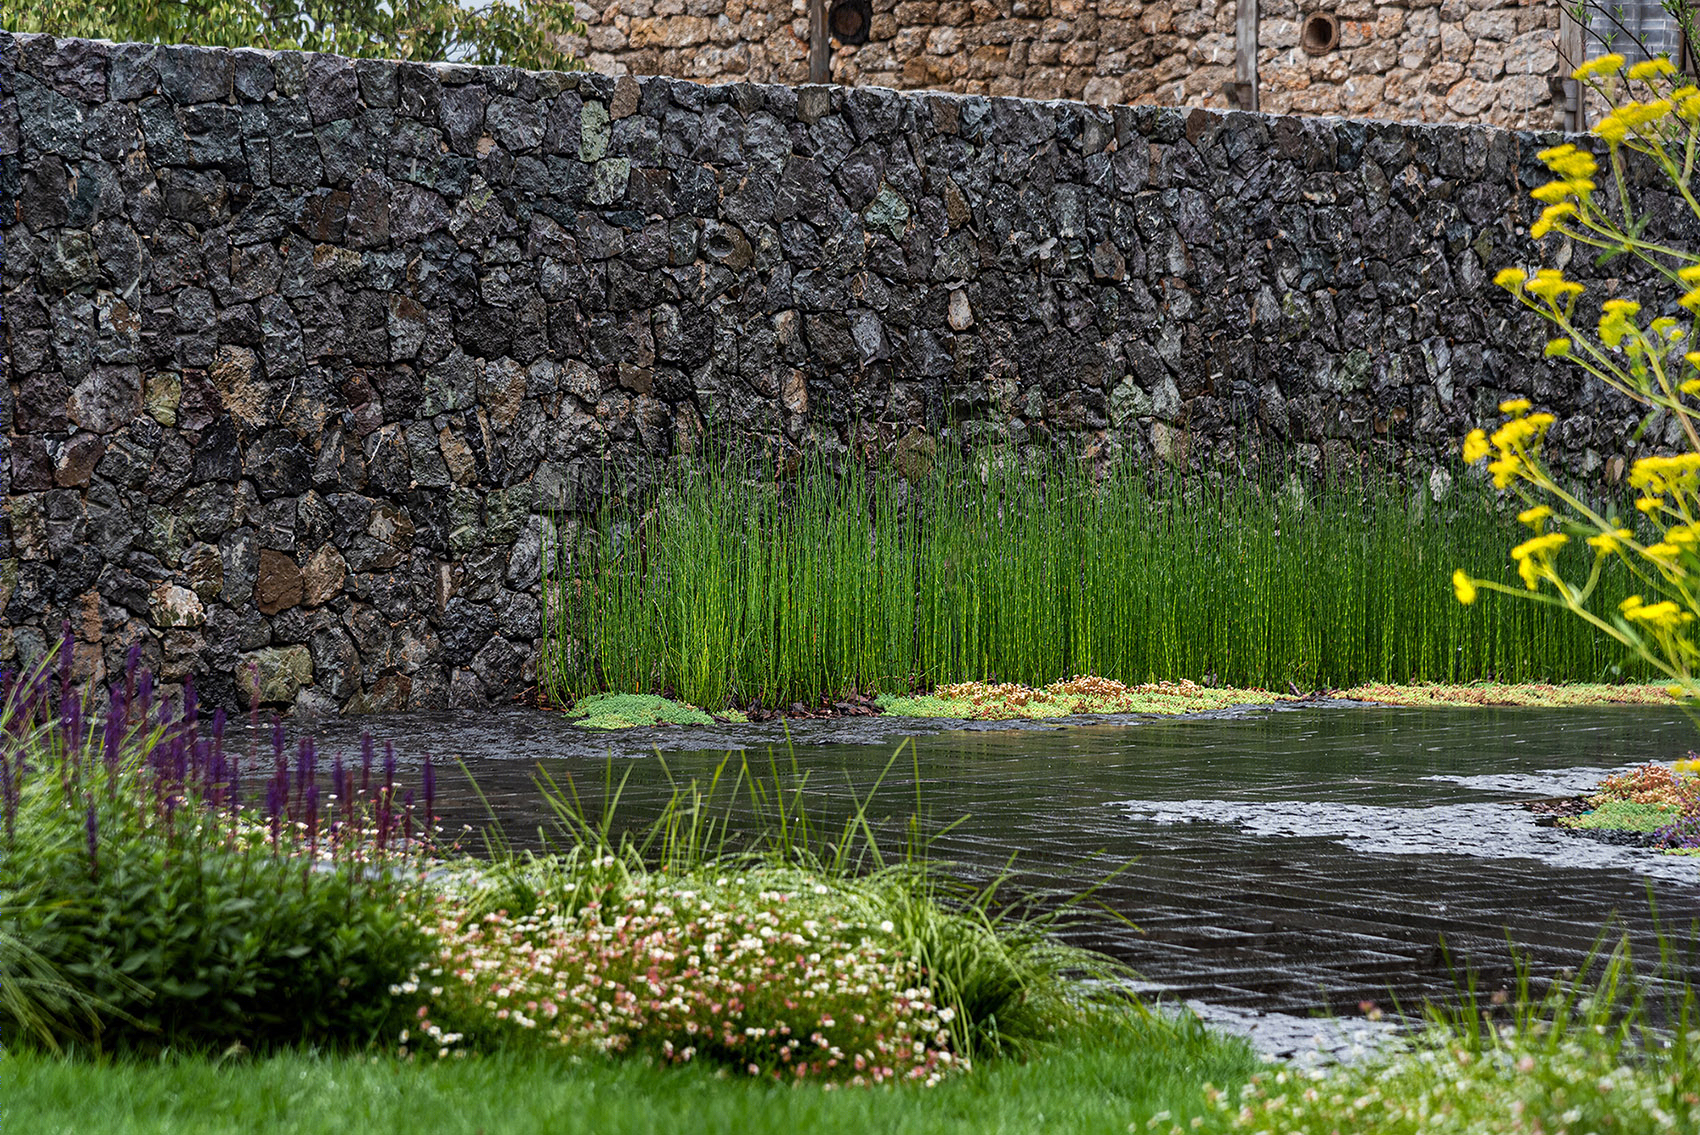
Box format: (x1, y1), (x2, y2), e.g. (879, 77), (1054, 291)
(302, 703), (1700, 1024)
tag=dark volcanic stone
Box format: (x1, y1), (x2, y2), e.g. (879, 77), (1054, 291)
(1, 30), (1681, 714)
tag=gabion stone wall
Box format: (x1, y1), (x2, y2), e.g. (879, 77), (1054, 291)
(0, 33), (1659, 713)
(569, 0), (1569, 129)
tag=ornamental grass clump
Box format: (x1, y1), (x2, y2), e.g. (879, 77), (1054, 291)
(1214, 939), (1700, 1134)
(0, 636), (435, 1054)
(1456, 53), (1700, 699)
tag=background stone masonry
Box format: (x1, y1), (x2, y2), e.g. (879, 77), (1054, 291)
(0, 33), (1683, 715)
(570, 0), (1568, 129)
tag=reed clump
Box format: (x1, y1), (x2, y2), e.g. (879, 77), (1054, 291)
(543, 454), (1648, 711)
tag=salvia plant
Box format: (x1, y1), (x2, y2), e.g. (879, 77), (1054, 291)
(1456, 52), (1700, 701)
(1655, 812), (1700, 849)
(0, 631), (437, 1053)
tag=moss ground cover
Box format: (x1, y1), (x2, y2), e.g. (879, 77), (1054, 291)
(1560, 799), (1684, 832)
(545, 458), (1649, 713)
(564, 692), (716, 729)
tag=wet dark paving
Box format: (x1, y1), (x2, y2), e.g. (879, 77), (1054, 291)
(307, 702), (1700, 1017)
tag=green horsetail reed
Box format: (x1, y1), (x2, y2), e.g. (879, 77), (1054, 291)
(540, 452), (1650, 710)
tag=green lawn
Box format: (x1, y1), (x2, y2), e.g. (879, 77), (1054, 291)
(7, 1018), (1256, 1135)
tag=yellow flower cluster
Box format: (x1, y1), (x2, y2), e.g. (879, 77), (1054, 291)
(1627, 57), (1678, 81)
(1528, 147), (1600, 239)
(1537, 144), (1600, 181)
(1460, 401), (1559, 489)
(1573, 53), (1626, 80)
(1628, 452), (1700, 495)
(1511, 531), (1569, 590)
(1622, 595), (1694, 629)
(1599, 298), (1642, 346)
(1596, 99), (1675, 145)
(1494, 267), (1585, 316)
(1451, 568), (1477, 605)
(1678, 265), (1700, 312)
(1588, 527), (1632, 553)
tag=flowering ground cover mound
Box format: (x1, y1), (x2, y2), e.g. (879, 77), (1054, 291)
(1332, 682), (1676, 707)
(404, 868), (957, 1085)
(876, 677), (1286, 720)
(550, 679), (1677, 731)
(1542, 761), (1700, 854)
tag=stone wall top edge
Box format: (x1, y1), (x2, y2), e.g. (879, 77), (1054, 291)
(0, 29), (1577, 153)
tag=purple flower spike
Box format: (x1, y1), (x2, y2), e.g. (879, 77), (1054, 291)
(125, 642), (141, 695)
(295, 737), (314, 805)
(207, 745), (226, 805)
(264, 775), (284, 820)
(422, 753), (436, 835)
(136, 671), (153, 722)
(57, 622), (74, 691)
(85, 799), (99, 876)
(360, 735), (375, 799)
(305, 782), (320, 853)
(272, 716), (288, 812)
(210, 708), (227, 794)
(103, 685), (127, 774)
(1, 750), (16, 841)
(182, 676), (198, 733)
(62, 696), (83, 760)
(330, 754), (348, 842)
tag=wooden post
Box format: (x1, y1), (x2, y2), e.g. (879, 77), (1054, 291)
(1559, 7), (1586, 132)
(809, 0), (831, 84)
(1234, 0), (1259, 111)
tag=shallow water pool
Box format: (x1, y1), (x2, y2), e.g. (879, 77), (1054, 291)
(308, 701), (1700, 1016)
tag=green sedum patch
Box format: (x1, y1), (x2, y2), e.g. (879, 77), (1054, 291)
(1559, 799), (1684, 832)
(565, 693), (714, 730)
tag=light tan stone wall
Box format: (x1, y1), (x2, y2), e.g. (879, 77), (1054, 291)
(567, 0), (1568, 128)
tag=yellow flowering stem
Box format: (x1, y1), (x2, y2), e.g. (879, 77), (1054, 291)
(1546, 315), (1700, 444)
(1650, 361), (1700, 453)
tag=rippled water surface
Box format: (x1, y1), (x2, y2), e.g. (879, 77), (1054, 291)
(310, 702), (1700, 1015)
